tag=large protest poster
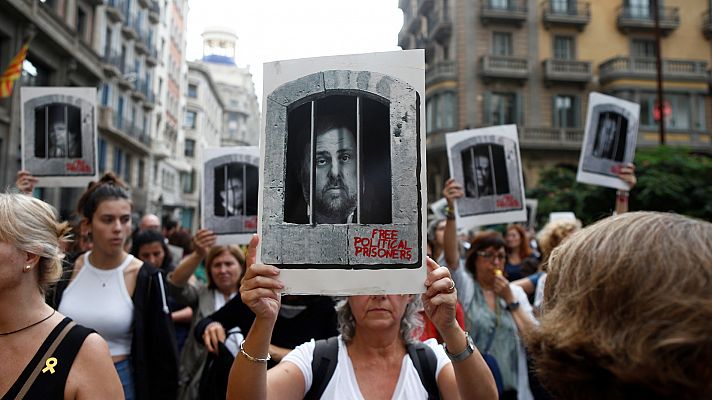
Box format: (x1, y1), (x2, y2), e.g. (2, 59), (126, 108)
(258, 50), (427, 295)
(21, 87), (98, 187)
(202, 146), (260, 245)
(446, 125), (527, 229)
(576, 92), (640, 190)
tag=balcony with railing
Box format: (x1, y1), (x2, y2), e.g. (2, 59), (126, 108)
(418, 0), (434, 14)
(703, 10), (712, 38)
(102, 51), (123, 77)
(598, 57), (709, 85)
(146, 47), (159, 67)
(542, 1), (590, 30)
(142, 85), (156, 109)
(132, 79), (147, 102)
(148, 0), (160, 23)
(429, 5), (452, 42)
(426, 60), (457, 86)
(480, 55), (529, 80)
(138, 0), (150, 8)
(543, 59), (592, 84)
(480, 1), (527, 26)
(617, 5), (679, 35)
(520, 126), (583, 149)
(98, 107), (151, 152)
(105, 0), (125, 22)
(121, 13), (139, 40)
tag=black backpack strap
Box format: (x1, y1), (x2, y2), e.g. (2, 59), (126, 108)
(407, 342), (441, 400)
(304, 336), (340, 400)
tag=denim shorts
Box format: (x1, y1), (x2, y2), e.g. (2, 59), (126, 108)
(114, 358), (135, 400)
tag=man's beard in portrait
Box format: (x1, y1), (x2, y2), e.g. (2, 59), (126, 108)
(315, 174), (357, 221)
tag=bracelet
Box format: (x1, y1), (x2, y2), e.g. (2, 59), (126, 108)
(616, 190), (629, 203)
(445, 205), (456, 220)
(239, 340), (271, 363)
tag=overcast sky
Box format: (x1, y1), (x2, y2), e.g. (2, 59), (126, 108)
(186, 0), (404, 109)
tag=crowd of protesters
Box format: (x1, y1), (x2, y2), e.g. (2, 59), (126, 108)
(2, 161), (711, 400)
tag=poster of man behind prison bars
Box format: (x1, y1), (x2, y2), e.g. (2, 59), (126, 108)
(258, 50), (427, 295)
(202, 146), (259, 245)
(577, 92), (640, 190)
(446, 125), (527, 229)
(21, 87), (97, 187)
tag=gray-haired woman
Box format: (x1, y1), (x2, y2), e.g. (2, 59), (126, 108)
(226, 236), (497, 400)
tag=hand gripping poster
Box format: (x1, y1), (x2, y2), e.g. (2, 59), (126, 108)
(258, 50), (427, 295)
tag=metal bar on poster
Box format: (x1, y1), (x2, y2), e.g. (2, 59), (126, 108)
(223, 164), (228, 219)
(309, 100), (315, 226)
(44, 106), (48, 158)
(356, 96), (361, 224)
(242, 163), (246, 217)
(470, 147), (477, 197)
(489, 144), (497, 195)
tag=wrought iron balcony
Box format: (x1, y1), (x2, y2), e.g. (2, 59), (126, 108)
(105, 0), (125, 22)
(480, 1), (527, 26)
(617, 6), (679, 35)
(418, 0), (434, 14)
(543, 59), (592, 84)
(101, 51), (123, 77)
(148, 1), (160, 23)
(121, 14), (139, 40)
(480, 55), (529, 80)
(98, 107), (151, 150)
(429, 6), (452, 42)
(145, 47), (159, 67)
(520, 127), (583, 150)
(542, 1), (590, 30)
(426, 60), (457, 86)
(598, 57), (709, 85)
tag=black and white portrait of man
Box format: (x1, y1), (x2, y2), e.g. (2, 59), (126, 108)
(461, 143), (509, 199)
(578, 92), (640, 190)
(21, 87), (97, 187)
(214, 162), (258, 217)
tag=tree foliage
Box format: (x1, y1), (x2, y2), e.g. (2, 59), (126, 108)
(527, 146), (712, 227)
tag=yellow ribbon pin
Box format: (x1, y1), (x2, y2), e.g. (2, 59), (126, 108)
(42, 357), (58, 374)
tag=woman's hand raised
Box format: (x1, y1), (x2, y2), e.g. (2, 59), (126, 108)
(422, 257), (459, 335)
(239, 235), (283, 323)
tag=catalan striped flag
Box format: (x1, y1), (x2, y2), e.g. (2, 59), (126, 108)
(0, 40), (30, 98)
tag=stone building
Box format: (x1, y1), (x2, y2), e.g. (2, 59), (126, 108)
(398, 0), (712, 201)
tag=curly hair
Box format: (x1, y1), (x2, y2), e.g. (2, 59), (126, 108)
(525, 212), (712, 400)
(336, 296), (423, 344)
(536, 218), (581, 269)
(0, 193), (72, 294)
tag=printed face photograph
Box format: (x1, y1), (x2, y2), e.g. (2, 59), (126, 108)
(214, 162), (257, 218)
(35, 103), (82, 159)
(461, 143), (509, 198)
(284, 94), (392, 225)
(592, 111), (628, 161)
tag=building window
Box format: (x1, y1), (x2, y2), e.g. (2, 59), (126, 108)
(114, 147), (123, 176)
(76, 7), (87, 38)
(553, 95), (578, 128)
(184, 110), (197, 128)
(631, 38), (656, 58)
(485, 92), (519, 125)
(21, 58), (51, 87)
(553, 36), (575, 60)
(227, 111), (240, 137)
(187, 83), (197, 98)
(426, 92), (457, 133)
(124, 154), (132, 184)
(138, 159), (145, 188)
(626, 0), (652, 18)
(492, 32), (512, 56)
(551, 0), (577, 14)
(184, 138), (195, 157)
(181, 170), (195, 193)
(639, 92), (692, 130)
(98, 138), (107, 172)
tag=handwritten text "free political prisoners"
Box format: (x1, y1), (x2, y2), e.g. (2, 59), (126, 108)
(353, 229), (413, 261)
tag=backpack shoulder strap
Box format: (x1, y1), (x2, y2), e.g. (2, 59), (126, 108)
(407, 341), (440, 400)
(304, 336), (340, 400)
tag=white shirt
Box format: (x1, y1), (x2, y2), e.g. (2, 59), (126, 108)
(282, 336), (450, 400)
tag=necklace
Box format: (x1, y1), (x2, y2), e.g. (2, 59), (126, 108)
(0, 309), (56, 336)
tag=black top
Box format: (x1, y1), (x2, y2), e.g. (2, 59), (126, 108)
(194, 295), (339, 368)
(2, 317), (93, 400)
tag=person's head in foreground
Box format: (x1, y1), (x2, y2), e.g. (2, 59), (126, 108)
(525, 212), (712, 400)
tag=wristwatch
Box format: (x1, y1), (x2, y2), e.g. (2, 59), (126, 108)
(506, 301), (520, 311)
(443, 331), (475, 362)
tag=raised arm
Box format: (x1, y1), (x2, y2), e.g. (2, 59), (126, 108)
(423, 257), (498, 400)
(615, 163), (636, 215)
(168, 228), (216, 287)
(16, 169), (38, 195)
(226, 235), (303, 400)
(443, 178), (464, 270)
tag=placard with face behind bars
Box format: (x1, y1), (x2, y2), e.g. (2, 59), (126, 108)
(21, 87), (98, 187)
(446, 125), (527, 229)
(202, 146), (260, 245)
(258, 50), (427, 295)
(577, 92), (640, 190)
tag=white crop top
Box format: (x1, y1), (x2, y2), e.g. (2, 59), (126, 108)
(59, 252), (135, 356)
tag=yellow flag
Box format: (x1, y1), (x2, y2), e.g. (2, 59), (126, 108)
(0, 41), (30, 98)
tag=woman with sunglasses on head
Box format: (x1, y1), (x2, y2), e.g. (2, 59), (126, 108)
(50, 173), (179, 400)
(443, 180), (536, 400)
(0, 192), (122, 399)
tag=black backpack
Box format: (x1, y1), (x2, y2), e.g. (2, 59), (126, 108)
(305, 336), (440, 400)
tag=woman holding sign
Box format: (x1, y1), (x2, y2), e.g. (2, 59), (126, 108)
(227, 235), (497, 400)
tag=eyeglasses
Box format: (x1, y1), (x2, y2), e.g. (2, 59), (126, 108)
(477, 251), (506, 262)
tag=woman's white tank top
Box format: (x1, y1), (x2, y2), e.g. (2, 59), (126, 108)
(58, 252), (135, 356)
